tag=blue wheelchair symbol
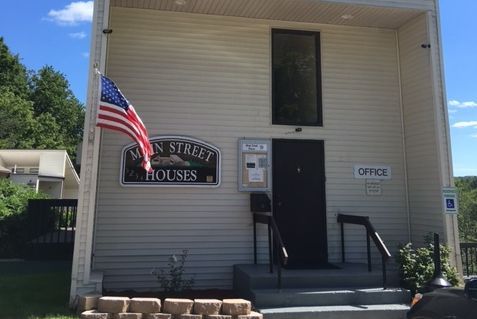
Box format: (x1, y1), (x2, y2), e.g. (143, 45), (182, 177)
(446, 199), (455, 209)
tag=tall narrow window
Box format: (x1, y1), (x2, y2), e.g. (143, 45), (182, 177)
(272, 29), (322, 126)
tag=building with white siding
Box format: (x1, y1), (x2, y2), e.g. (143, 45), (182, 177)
(0, 149), (79, 199)
(71, 0), (460, 310)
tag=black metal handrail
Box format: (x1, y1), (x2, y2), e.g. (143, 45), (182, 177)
(460, 242), (477, 276)
(253, 212), (288, 288)
(337, 214), (391, 288)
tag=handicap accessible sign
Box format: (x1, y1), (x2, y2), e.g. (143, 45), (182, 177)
(442, 187), (458, 214)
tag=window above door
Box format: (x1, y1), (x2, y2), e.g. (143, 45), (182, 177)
(272, 29), (322, 126)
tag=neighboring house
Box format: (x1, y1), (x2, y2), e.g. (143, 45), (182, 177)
(0, 150), (80, 199)
(71, 0), (460, 313)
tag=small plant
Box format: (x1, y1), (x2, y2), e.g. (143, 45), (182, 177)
(152, 249), (194, 293)
(397, 241), (460, 294)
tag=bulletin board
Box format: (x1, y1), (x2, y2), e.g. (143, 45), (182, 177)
(238, 139), (272, 192)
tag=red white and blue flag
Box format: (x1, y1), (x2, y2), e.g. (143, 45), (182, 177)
(96, 74), (153, 172)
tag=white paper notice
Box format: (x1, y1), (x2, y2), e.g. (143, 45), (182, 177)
(249, 168), (264, 182)
(366, 180), (382, 196)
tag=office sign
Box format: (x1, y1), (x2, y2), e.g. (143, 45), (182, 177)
(120, 136), (221, 187)
(354, 165), (392, 180)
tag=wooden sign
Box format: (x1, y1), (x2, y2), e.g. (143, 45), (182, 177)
(120, 136), (221, 187)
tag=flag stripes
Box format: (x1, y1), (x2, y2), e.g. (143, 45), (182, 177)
(96, 74), (153, 172)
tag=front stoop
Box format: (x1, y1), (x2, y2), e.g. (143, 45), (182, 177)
(233, 264), (410, 319)
(253, 287), (410, 308)
(254, 288), (410, 319)
(259, 304), (409, 319)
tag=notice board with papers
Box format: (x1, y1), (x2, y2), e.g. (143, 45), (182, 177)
(238, 139), (271, 192)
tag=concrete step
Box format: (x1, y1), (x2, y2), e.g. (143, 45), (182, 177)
(234, 264), (399, 294)
(253, 287), (411, 308)
(259, 304), (409, 319)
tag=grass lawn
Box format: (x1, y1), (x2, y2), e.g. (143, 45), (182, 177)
(0, 260), (78, 319)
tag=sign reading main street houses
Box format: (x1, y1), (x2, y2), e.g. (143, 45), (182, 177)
(120, 136), (221, 187)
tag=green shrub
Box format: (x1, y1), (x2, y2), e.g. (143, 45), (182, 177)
(0, 179), (48, 257)
(151, 249), (195, 293)
(397, 241), (460, 294)
(0, 178), (47, 220)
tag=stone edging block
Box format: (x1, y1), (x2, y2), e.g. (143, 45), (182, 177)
(130, 297), (162, 313)
(236, 311), (263, 319)
(98, 296), (131, 313)
(205, 315), (232, 319)
(221, 299), (251, 316)
(163, 298), (194, 315)
(193, 299), (222, 315)
(78, 293), (103, 313)
(81, 310), (111, 319)
(111, 313), (143, 319)
(144, 314), (172, 319)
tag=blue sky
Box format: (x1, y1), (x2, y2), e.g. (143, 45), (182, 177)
(440, 1), (477, 176)
(0, 1), (475, 176)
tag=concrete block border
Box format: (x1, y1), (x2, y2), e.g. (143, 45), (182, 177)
(80, 296), (262, 319)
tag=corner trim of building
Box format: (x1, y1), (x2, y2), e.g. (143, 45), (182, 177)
(70, 0), (110, 305)
(426, 8), (462, 275)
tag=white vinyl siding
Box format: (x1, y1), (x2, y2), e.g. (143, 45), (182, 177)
(63, 187), (79, 199)
(93, 8), (409, 291)
(398, 14), (444, 245)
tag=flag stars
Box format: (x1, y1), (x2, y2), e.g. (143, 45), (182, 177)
(100, 77), (130, 109)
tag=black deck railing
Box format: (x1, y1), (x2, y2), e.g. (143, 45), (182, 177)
(461, 242), (477, 276)
(253, 212), (288, 289)
(26, 199), (77, 259)
(337, 214), (391, 288)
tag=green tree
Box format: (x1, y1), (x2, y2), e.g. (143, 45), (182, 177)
(0, 88), (36, 149)
(455, 177), (477, 242)
(0, 37), (29, 98)
(0, 38), (85, 163)
(29, 66), (85, 161)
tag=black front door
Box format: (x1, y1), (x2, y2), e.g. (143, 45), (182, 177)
(273, 139), (327, 268)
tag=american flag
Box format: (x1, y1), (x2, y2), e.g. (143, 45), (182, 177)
(96, 74), (153, 172)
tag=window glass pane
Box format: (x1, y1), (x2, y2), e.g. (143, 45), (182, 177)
(272, 30), (320, 125)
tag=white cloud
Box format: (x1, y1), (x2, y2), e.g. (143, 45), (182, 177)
(82, 52), (90, 59)
(69, 31), (87, 39)
(448, 100), (460, 107)
(472, 134), (477, 139)
(47, 1), (93, 25)
(448, 99), (477, 108)
(452, 121), (477, 128)
(448, 109), (458, 114)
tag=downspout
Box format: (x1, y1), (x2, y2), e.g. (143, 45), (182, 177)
(395, 30), (412, 243)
